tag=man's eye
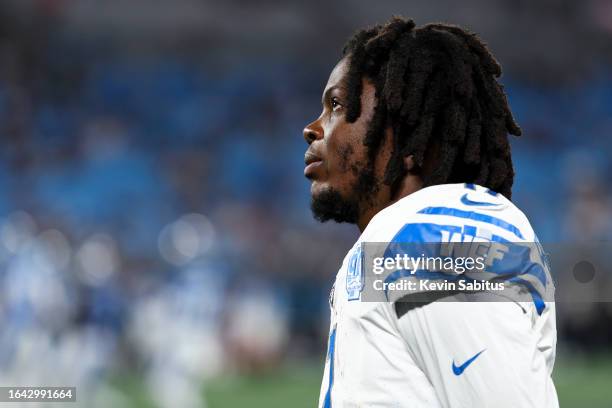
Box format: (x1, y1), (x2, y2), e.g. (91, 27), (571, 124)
(331, 97), (342, 111)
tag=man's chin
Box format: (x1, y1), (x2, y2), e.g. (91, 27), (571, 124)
(310, 186), (359, 224)
(309, 179), (326, 196)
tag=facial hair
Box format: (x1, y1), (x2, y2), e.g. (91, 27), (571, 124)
(310, 164), (378, 224)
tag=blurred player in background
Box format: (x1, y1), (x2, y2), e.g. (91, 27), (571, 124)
(303, 17), (557, 407)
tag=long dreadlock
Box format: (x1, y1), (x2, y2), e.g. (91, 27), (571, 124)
(342, 16), (521, 199)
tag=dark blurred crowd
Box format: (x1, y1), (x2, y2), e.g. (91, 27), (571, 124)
(0, 1), (611, 407)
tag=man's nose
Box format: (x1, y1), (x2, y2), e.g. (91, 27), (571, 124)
(303, 118), (323, 145)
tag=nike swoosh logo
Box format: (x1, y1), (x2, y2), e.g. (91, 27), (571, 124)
(460, 193), (500, 207)
(452, 349), (486, 375)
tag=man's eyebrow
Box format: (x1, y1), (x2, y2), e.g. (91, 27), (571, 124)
(321, 85), (342, 105)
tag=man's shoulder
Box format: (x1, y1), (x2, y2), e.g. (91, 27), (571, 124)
(363, 183), (536, 243)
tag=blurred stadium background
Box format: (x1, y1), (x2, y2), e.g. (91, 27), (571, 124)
(0, 0), (611, 407)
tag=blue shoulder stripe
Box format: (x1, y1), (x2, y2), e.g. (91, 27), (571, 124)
(417, 206), (525, 240)
(384, 222), (548, 314)
(507, 276), (546, 315)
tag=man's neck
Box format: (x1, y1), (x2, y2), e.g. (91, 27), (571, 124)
(357, 175), (423, 232)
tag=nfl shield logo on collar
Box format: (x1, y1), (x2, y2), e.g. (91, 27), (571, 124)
(346, 244), (364, 301)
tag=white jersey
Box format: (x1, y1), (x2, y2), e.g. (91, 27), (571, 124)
(318, 183), (558, 408)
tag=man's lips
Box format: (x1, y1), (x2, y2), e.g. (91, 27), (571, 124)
(304, 152), (323, 177)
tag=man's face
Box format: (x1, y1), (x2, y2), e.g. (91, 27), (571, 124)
(303, 58), (386, 224)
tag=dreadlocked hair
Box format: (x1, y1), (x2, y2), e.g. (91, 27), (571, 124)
(342, 16), (522, 199)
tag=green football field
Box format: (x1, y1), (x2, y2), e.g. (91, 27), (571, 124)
(114, 353), (612, 407)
